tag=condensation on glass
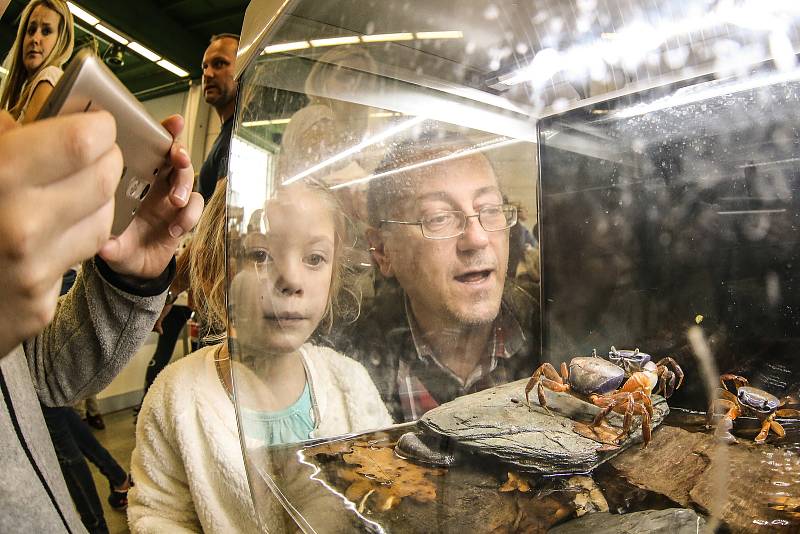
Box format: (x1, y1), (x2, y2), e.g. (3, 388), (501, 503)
(225, 1), (800, 532)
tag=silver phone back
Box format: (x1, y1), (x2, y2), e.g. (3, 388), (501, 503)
(40, 50), (173, 235)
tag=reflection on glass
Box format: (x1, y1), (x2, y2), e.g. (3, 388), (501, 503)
(217, 0), (800, 530)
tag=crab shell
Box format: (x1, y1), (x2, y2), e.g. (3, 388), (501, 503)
(737, 386), (780, 416)
(569, 356), (626, 396)
(608, 348), (652, 375)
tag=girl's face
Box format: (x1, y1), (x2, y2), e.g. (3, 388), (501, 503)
(232, 185), (337, 354)
(22, 4), (61, 74)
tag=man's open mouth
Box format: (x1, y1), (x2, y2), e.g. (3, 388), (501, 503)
(454, 269), (493, 283)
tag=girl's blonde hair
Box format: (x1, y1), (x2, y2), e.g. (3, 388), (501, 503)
(189, 178), (362, 339)
(1, 0), (74, 118)
(189, 178), (229, 337)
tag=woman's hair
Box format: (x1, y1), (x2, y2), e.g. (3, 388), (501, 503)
(0, 0), (74, 118)
(190, 178), (363, 339)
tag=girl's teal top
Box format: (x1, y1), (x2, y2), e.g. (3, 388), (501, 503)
(239, 382), (315, 445)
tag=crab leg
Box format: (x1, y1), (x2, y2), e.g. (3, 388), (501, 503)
(720, 374), (749, 392)
(756, 415), (775, 444)
(619, 372), (652, 396)
(525, 363), (568, 413)
(656, 357), (684, 389)
(708, 398), (740, 444)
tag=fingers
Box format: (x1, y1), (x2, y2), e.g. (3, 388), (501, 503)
(50, 199), (115, 270)
(167, 192), (204, 239)
(168, 141), (193, 207)
(161, 114), (184, 138)
(35, 143), (123, 231)
(0, 112), (117, 188)
(160, 114), (193, 207)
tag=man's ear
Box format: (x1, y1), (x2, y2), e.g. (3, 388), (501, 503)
(366, 227), (394, 278)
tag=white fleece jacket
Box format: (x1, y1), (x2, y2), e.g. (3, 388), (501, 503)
(128, 344), (393, 533)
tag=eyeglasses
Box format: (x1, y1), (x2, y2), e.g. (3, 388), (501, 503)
(380, 204), (517, 239)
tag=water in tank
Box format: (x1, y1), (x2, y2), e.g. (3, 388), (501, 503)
(219, 0), (800, 531)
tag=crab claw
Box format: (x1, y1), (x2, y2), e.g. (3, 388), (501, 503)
(658, 369), (677, 398)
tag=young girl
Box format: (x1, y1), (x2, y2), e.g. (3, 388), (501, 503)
(0, 0), (74, 122)
(129, 179), (393, 533)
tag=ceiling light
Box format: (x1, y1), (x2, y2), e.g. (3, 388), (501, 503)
(362, 32), (414, 43)
(95, 24), (129, 45)
(242, 118), (292, 127)
(157, 59), (189, 77)
(262, 41), (310, 54)
(128, 42), (161, 62)
(309, 36), (360, 47)
(66, 1), (98, 25)
(415, 31), (463, 39)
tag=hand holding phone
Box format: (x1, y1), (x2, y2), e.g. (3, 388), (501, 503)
(39, 49), (174, 235)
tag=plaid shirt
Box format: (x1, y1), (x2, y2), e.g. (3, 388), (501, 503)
(396, 295), (529, 421)
(329, 279), (540, 423)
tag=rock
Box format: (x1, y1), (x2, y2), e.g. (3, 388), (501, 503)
(608, 425), (712, 507)
(395, 432), (460, 467)
(547, 508), (707, 534)
(608, 424), (800, 533)
(419, 378), (669, 475)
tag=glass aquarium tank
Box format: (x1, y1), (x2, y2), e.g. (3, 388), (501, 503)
(222, 0), (800, 531)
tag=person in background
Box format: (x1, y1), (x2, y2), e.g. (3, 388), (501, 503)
(198, 33), (239, 201)
(129, 179), (391, 533)
(0, 0), (72, 122)
(74, 394), (104, 430)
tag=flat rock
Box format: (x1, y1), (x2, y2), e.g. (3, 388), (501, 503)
(419, 378), (669, 475)
(548, 508), (707, 534)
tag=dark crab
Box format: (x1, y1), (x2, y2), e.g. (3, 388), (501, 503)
(526, 353), (655, 446)
(607, 347), (684, 398)
(708, 374), (800, 444)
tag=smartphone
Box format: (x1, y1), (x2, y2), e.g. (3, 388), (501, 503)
(39, 49), (173, 235)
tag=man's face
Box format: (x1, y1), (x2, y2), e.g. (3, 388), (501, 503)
(201, 37), (237, 110)
(375, 154), (509, 329)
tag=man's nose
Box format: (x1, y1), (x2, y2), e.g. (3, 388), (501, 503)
(457, 214), (489, 251)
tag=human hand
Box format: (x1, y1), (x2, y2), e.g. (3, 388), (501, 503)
(98, 115), (204, 279)
(152, 303), (173, 334)
(0, 111), (122, 356)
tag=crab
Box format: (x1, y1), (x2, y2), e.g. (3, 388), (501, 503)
(708, 374), (800, 444)
(525, 352), (655, 446)
(607, 347), (684, 399)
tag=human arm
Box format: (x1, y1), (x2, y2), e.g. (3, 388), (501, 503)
(1, 111), (202, 401)
(153, 240), (192, 334)
(19, 80), (54, 124)
(0, 111), (121, 357)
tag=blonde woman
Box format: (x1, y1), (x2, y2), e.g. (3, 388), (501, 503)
(129, 179), (392, 533)
(0, 0), (73, 122)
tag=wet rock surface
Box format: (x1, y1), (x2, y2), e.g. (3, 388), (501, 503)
(607, 422), (800, 533)
(547, 508), (707, 534)
(419, 378), (669, 475)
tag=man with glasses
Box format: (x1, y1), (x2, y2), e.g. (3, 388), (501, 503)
(337, 135), (540, 423)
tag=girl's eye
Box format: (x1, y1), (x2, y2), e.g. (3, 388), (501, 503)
(304, 253), (328, 267)
(245, 248), (271, 264)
